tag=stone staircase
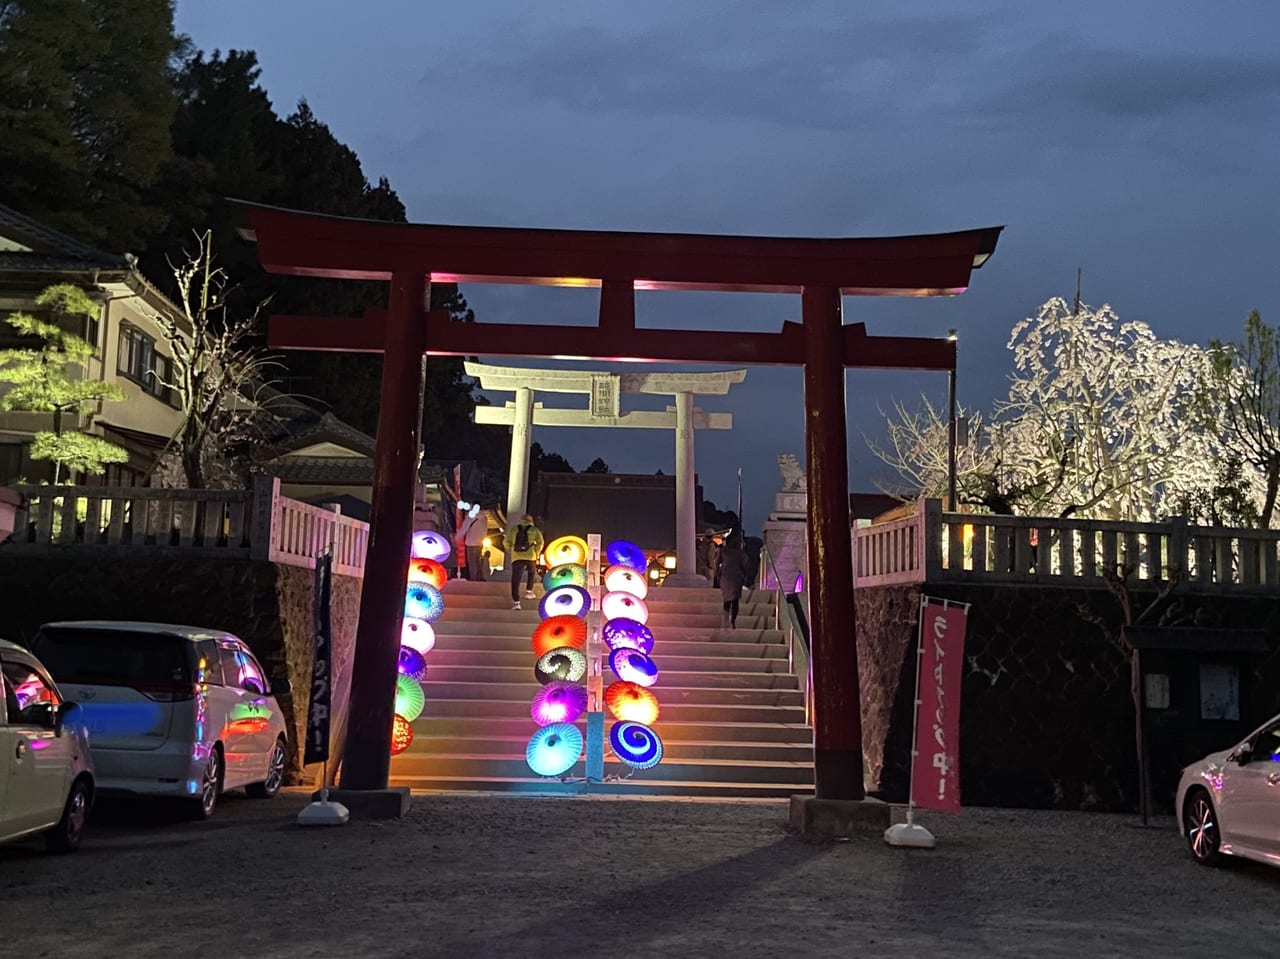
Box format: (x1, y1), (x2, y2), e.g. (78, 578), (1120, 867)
(389, 579), (815, 798)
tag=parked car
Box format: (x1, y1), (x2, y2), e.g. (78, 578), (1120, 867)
(1, 638), (95, 852)
(1177, 711), (1280, 868)
(29, 622), (290, 819)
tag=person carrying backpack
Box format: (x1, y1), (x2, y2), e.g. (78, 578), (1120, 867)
(506, 513), (544, 609)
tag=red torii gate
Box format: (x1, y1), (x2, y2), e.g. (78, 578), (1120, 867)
(234, 201), (1002, 802)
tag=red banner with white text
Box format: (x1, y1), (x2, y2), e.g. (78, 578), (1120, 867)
(911, 598), (968, 813)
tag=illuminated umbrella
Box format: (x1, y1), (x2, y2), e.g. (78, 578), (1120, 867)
(391, 714), (414, 755)
(602, 618), (654, 655)
(532, 615), (587, 658)
(405, 583), (445, 622)
(539, 585), (591, 620)
(609, 647), (658, 688)
(604, 565), (648, 599)
(605, 681), (660, 725)
(609, 721), (663, 769)
(526, 722), (584, 777)
(535, 646), (587, 685)
(406, 558), (448, 589)
(398, 645), (428, 681)
(411, 530), (452, 562)
(545, 535), (589, 567)
(401, 618), (436, 655)
(395, 673), (426, 722)
(606, 540), (647, 572)
(530, 681), (588, 726)
(543, 563), (587, 591)
(601, 591), (648, 624)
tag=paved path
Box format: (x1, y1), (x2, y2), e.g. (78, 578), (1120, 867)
(2, 791), (1275, 958)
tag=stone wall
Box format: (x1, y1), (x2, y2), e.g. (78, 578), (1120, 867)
(855, 582), (1280, 812)
(0, 553), (361, 785)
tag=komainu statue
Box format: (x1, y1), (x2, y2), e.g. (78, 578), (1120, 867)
(777, 453), (807, 491)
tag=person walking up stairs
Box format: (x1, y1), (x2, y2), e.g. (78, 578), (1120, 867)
(506, 514), (544, 609)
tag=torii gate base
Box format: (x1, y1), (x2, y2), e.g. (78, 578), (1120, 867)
(237, 201), (1001, 823)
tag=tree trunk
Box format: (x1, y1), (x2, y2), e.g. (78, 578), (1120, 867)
(1261, 459), (1280, 529)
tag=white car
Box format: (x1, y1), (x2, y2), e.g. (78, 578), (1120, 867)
(1177, 712), (1280, 868)
(1, 638), (95, 852)
(30, 622), (291, 819)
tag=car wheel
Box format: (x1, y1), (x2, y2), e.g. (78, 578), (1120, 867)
(1184, 788), (1223, 865)
(188, 748), (222, 820)
(246, 737), (287, 799)
(45, 777), (91, 853)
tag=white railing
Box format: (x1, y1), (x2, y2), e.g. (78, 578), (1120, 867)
(853, 498), (1280, 593)
(5, 477), (369, 578)
(851, 511), (925, 587)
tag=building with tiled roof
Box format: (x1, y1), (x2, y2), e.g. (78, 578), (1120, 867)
(0, 201), (189, 486)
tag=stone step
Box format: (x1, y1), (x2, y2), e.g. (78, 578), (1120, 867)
(420, 698), (807, 724)
(389, 752), (814, 786)
(420, 681), (804, 707)
(387, 774), (811, 800)
(433, 608), (776, 631)
(439, 590), (776, 614)
(426, 649), (799, 673)
(430, 634), (789, 661)
(423, 663), (800, 690)
(432, 620), (786, 644)
(400, 732), (813, 763)
(411, 716), (813, 744)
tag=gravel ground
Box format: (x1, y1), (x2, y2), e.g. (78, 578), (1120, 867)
(2, 790), (1276, 958)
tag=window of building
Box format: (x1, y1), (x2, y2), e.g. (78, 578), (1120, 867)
(117, 324), (179, 407)
(0, 443), (25, 485)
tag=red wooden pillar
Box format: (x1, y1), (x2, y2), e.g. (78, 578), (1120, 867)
(801, 285), (865, 800)
(340, 270), (429, 790)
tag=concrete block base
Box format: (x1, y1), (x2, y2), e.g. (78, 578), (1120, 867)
(313, 787), (411, 820)
(789, 795), (890, 838)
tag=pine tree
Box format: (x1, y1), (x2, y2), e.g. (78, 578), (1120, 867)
(0, 284), (127, 481)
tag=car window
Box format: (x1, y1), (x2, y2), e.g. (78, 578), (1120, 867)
(195, 640), (224, 686)
(220, 643), (266, 695)
(32, 627), (190, 687)
(1254, 721), (1280, 762)
(1, 669), (19, 723)
(1, 659), (61, 714)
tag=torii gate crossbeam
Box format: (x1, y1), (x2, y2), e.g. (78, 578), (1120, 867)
(233, 200), (1002, 805)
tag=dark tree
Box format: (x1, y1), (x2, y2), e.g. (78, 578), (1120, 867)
(0, 0), (181, 250)
(584, 457), (610, 474)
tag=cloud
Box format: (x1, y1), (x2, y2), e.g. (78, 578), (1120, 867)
(423, 9), (999, 133)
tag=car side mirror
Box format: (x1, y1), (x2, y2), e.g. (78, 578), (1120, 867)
(270, 677), (292, 697)
(1236, 742), (1253, 765)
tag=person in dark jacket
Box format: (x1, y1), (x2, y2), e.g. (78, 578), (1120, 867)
(714, 533), (749, 628)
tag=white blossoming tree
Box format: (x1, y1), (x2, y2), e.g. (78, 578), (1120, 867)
(870, 297), (1253, 522)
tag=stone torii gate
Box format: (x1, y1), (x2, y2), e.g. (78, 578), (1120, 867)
(466, 361), (745, 581)
(234, 199), (1001, 818)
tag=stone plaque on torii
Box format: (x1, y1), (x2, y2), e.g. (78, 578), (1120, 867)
(465, 361), (745, 584)
(234, 199), (1001, 806)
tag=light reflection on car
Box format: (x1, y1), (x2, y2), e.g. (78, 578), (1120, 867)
(31, 621), (292, 820)
(1177, 711), (1280, 868)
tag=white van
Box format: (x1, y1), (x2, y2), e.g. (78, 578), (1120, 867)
(30, 622), (290, 819)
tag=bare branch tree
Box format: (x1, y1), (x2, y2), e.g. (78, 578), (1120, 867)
(151, 230), (280, 488)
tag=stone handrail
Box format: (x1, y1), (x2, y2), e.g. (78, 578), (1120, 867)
(853, 497), (1280, 592)
(852, 510), (925, 587)
(4, 477), (369, 578)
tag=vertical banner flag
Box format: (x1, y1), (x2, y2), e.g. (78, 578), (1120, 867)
(304, 552), (333, 765)
(911, 597), (968, 813)
(453, 463), (466, 572)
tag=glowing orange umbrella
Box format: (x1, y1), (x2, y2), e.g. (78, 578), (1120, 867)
(532, 615), (588, 657)
(605, 681), (660, 726)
